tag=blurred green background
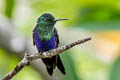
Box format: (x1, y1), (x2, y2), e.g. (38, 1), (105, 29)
(0, 0), (120, 80)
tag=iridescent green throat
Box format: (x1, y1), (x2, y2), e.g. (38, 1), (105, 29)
(37, 24), (54, 41)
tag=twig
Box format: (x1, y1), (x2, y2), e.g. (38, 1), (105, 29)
(2, 37), (91, 80)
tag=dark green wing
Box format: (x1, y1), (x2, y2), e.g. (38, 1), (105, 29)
(54, 28), (66, 75)
(54, 28), (59, 47)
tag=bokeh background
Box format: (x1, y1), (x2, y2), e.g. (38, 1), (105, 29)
(0, 0), (120, 80)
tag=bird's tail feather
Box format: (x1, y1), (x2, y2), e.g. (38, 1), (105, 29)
(46, 66), (53, 75)
(57, 55), (66, 75)
(42, 56), (56, 75)
(42, 55), (65, 75)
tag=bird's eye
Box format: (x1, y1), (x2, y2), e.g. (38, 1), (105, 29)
(47, 19), (51, 21)
(44, 18), (47, 21)
(44, 18), (50, 21)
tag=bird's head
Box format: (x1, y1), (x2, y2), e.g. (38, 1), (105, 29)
(37, 13), (68, 27)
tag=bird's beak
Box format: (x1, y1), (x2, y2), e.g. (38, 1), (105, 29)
(54, 18), (69, 22)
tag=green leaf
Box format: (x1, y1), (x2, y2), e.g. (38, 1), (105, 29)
(110, 56), (120, 80)
(60, 52), (81, 80)
(73, 20), (120, 31)
(4, 0), (15, 18)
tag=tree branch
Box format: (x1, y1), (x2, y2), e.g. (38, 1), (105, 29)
(2, 37), (91, 80)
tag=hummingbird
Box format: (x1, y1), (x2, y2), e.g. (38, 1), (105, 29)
(33, 13), (68, 75)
